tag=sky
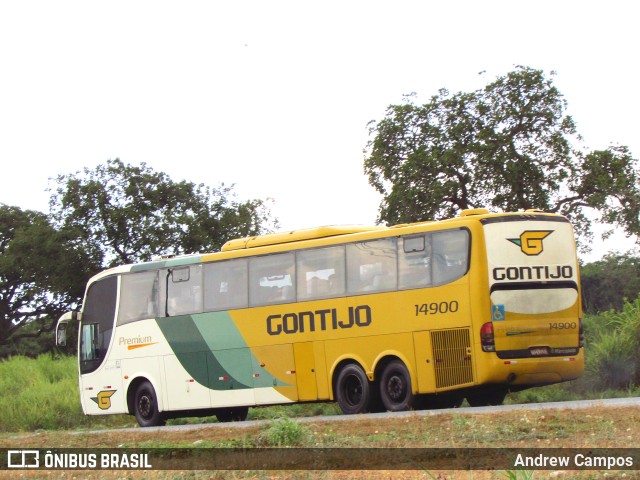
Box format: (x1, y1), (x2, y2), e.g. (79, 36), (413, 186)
(1, 0), (638, 263)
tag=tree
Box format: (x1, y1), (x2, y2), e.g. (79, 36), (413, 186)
(581, 254), (640, 313)
(49, 159), (277, 268)
(0, 205), (94, 351)
(364, 66), (640, 248)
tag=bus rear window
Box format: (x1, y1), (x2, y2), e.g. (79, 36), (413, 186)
(399, 229), (469, 289)
(432, 230), (470, 285)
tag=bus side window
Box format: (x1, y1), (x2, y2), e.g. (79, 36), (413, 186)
(204, 259), (249, 311)
(118, 271), (159, 325)
(161, 265), (203, 316)
(432, 229), (470, 285)
(296, 245), (345, 301)
(399, 234), (432, 289)
(249, 253), (296, 306)
(347, 238), (398, 294)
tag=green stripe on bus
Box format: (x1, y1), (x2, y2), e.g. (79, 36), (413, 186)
(157, 312), (290, 389)
(156, 315), (252, 390)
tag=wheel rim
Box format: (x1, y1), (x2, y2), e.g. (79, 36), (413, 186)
(387, 374), (407, 402)
(138, 394), (152, 419)
(344, 374), (363, 406)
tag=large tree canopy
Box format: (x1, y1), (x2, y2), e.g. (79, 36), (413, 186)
(1, 161), (275, 354)
(0, 205), (94, 347)
(49, 159), (277, 268)
(364, 66), (640, 247)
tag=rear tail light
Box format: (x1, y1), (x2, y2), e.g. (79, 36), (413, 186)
(481, 322), (495, 352)
(579, 318), (584, 348)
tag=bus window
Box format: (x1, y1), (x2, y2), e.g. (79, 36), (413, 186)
(160, 265), (203, 317)
(118, 271), (159, 325)
(347, 238), (398, 294)
(204, 259), (249, 311)
(399, 234), (432, 289)
(432, 229), (469, 285)
(80, 275), (117, 374)
(250, 253), (296, 306)
(296, 246), (346, 301)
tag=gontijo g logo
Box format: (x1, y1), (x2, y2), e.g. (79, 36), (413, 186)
(508, 230), (553, 256)
(91, 390), (116, 410)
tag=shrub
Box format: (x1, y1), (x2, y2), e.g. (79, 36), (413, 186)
(256, 417), (312, 446)
(585, 297), (640, 389)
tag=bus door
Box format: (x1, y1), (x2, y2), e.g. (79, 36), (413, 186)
(78, 275), (126, 414)
(293, 341), (332, 401)
(482, 217), (581, 360)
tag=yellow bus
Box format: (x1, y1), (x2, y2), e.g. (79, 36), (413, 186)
(56, 209), (584, 427)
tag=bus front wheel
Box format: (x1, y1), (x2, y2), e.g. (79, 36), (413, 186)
(379, 360), (414, 411)
(133, 381), (166, 427)
(335, 363), (371, 414)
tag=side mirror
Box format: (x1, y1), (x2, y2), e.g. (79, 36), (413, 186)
(56, 323), (67, 347)
(55, 311), (80, 347)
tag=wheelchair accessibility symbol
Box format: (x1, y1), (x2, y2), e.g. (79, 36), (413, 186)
(492, 304), (505, 321)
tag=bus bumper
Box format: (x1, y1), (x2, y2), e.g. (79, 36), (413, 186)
(479, 349), (585, 387)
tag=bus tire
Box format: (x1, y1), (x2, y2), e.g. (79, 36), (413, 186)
(133, 381), (166, 427)
(335, 363), (371, 414)
(216, 406), (249, 423)
(379, 360), (413, 411)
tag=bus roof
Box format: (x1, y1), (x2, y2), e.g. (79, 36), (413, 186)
(221, 225), (387, 252)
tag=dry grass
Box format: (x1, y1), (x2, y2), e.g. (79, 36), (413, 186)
(2, 405), (640, 479)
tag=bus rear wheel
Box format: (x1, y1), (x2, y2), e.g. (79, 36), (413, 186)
(335, 363), (371, 414)
(133, 381), (166, 427)
(379, 360), (413, 411)
(216, 407), (249, 423)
